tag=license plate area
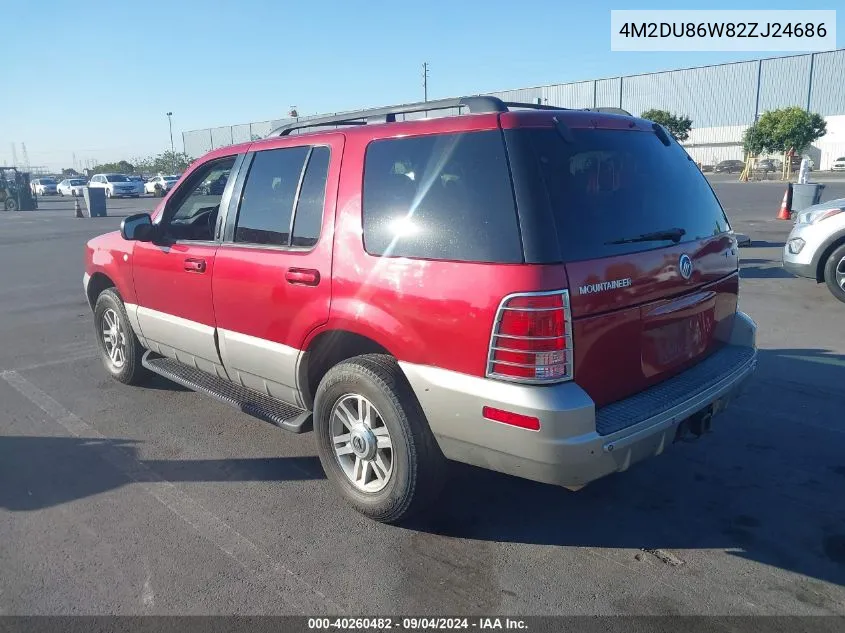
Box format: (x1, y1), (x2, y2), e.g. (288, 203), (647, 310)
(641, 291), (717, 379)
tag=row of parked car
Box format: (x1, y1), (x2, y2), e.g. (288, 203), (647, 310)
(702, 156), (828, 175)
(30, 174), (182, 199)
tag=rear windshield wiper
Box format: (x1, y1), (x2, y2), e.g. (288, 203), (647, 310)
(605, 227), (686, 245)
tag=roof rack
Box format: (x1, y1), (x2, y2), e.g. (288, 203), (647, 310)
(268, 96), (633, 136)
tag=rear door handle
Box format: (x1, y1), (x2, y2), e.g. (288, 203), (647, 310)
(285, 268), (320, 286)
(184, 258), (207, 273)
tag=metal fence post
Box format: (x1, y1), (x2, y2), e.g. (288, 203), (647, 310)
(806, 53), (815, 111)
(754, 59), (762, 122)
(618, 76), (623, 109)
(593, 80), (597, 108)
(209, 129), (214, 150)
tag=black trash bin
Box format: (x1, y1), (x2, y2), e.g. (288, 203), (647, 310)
(791, 183), (825, 213)
(82, 187), (107, 217)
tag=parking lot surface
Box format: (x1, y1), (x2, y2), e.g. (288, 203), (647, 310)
(1, 183), (844, 615)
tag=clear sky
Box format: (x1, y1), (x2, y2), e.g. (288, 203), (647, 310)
(1, 0), (841, 170)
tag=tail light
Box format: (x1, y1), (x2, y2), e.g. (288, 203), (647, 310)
(486, 290), (573, 384)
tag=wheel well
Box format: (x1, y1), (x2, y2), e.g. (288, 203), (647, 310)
(302, 331), (391, 409)
(86, 272), (115, 310)
(815, 236), (845, 282)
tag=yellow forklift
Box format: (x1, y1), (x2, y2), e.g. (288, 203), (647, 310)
(0, 168), (37, 211)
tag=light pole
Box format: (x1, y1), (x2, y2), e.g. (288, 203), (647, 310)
(166, 112), (175, 173)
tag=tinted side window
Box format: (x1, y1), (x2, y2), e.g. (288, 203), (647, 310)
(291, 146), (330, 248)
(166, 156), (236, 241)
(362, 131), (522, 263)
(235, 147), (309, 246)
(525, 128), (731, 262)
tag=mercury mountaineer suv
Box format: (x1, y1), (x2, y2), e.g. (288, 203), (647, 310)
(84, 96), (757, 523)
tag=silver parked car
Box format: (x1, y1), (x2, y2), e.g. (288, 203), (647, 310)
(782, 197), (845, 303)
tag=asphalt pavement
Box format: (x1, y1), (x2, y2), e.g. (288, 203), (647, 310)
(1, 184), (844, 616)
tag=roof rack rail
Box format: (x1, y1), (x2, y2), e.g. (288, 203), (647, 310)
(267, 97), (633, 136)
(583, 107), (633, 116)
(269, 96), (507, 136)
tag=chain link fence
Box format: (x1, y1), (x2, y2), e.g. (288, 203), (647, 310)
(183, 49), (845, 169)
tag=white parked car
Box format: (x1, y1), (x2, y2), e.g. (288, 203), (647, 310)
(88, 173), (143, 198)
(144, 174), (180, 196)
(831, 157), (845, 172)
(57, 178), (88, 197)
(31, 178), (58, 195)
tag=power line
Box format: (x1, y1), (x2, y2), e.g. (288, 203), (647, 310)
(422, 62), (430, 102)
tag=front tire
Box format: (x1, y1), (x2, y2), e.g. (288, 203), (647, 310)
(313, 354), (446, 524)
(823, 243), (845, 304)
(93, 288), (149, 385)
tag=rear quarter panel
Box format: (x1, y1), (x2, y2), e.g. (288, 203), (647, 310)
(307, 120), (572, 376)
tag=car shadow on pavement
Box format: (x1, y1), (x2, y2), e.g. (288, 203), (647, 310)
(739, 264), (795, 279)
(746, 240), (786, 248)
(138, 373), (191, 392)
(412, 347), (845, 591)
(0, 436), (324, 513)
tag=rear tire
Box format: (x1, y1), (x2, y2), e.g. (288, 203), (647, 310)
(313, 354), (446, 524)
(93, 288), (150, 385)
(823, 243), (845, 304)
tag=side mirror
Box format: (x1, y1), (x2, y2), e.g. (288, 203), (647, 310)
(120, 213), (154, 241)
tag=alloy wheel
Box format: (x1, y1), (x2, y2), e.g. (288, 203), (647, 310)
(330, 394), (394, 493)
(101, 308), (126, 368)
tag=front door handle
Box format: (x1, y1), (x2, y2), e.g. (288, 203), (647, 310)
(285, 268), (320, 286)
(184, 258), (207, 273)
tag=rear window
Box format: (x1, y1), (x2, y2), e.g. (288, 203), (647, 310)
(362, 131), (522, 263)
(41, 179), (56, 185)
(106, 175), (130, 182)
(525, 128), (730, 261)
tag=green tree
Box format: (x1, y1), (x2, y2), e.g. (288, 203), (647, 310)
(61, 167), (79, 176)
(640, 109), (693, 142)
(90, 160), (135, 175)
(742, 107), (827, 155)
(152, 150), (194, 174)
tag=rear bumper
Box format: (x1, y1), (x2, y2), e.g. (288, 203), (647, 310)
(401, 311), (757, 489)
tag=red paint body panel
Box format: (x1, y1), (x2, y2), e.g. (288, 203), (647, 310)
(85, 231), (138, 304)
(211, 134), (345, 347)
(132, 241), (219, 326)
(311, 128), (573, 376)
(84, 106), (741, 412)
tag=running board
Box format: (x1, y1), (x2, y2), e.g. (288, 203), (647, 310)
(142, 352), (312, 433)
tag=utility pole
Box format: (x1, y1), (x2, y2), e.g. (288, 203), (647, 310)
(166, 112), (175, 173)
(10, 143), (17, 168)
(422, 62), (429, 102)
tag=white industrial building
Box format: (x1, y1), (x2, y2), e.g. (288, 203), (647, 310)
(184, 49), (845, 169)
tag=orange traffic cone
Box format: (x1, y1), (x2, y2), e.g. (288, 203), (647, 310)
(776, 184), (793, 220)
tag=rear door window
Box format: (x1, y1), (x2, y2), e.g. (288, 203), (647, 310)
(291, 146), (330, 247)
(362, 131), (522, 263)
(525, 128), (730, 262)
(235, 147), (309, 246)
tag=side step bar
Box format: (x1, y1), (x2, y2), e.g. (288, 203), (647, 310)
(142, 352), (312, 434)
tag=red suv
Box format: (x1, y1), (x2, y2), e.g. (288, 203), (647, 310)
(84, 97), (757, 523)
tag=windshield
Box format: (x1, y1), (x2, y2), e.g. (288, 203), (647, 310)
(69, 179), (86, 185)
(105, 175), (130, 182)
(522, 127), (731, 261)
(41, 179), (57, 185)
